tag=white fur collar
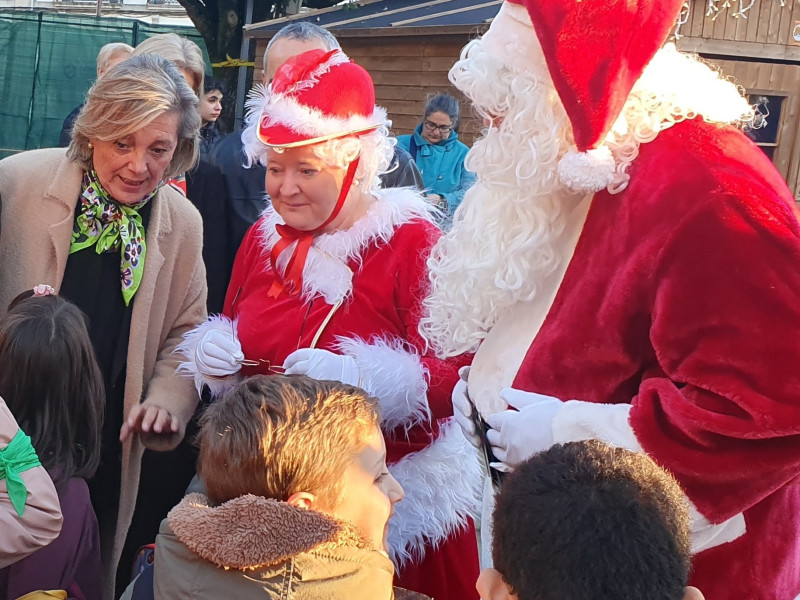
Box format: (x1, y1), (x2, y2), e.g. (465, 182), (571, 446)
(258, 188), (436, 304)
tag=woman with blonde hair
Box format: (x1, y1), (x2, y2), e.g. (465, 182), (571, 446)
(0, 53), (207, 597)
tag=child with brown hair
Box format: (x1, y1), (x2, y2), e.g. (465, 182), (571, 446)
(0, 288), (104, 600)
(153, 374), (425, 599)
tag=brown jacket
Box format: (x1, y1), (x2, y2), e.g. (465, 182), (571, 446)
(152, 493), (432, 600)
(0, 148), (207, 597)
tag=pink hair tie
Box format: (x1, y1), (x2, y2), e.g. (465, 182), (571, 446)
(32, 284), (55, 297)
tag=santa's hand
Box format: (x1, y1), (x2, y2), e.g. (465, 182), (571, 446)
(196, 329), (244, 377)
(452, 366), (480, 448)
(484, 388), (562, 468)
(283, 348), (360, 386)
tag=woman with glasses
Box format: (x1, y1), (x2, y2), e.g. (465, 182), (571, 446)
(397, 93), (476, 227)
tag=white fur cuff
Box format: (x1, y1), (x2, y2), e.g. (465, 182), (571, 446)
(335, 337), (430, 431)
(175, 315), (242, 397)
(387, 419), (483, 569)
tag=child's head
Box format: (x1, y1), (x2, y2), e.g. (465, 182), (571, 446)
(197, 374), (404, 550)
(0, 291), (104, 483)
(479, 440), (704, 600)
(200, 77), (223, 124)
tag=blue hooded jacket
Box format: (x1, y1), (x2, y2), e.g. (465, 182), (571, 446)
(397, 124), (476, 224)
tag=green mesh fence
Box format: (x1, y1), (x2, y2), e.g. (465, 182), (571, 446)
(0, 10), (209, 159)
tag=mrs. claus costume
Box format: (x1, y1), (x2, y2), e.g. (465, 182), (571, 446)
(422, 1), (800, 598)
(178, 49), (481, 600)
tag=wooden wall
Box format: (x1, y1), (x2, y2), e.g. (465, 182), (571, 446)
(678, 0), (800, 60)
(706, 58), (800, 202)
(253, 34), (481, 144)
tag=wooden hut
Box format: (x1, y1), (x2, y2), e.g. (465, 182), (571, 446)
(244, 0), (498, 144)
(245, 0), (800, 201)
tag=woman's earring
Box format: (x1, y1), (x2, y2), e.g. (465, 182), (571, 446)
(87, 142), (93, 149)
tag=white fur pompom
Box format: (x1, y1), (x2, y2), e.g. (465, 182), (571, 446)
(557, 146), (616, 194)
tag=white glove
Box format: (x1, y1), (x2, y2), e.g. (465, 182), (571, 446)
(484, 388), (562, 470)
(283, 348), (361, 386)
(452, 366), (481, 449)
(195, 328), (244, 378)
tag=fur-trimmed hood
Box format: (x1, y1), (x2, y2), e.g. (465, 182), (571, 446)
(153, 493), (432, 600)
(167, 493), (372, 570)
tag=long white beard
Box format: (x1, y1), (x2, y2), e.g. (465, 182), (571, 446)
(420, 35), (756, 359)
(420, 39), (579, 357)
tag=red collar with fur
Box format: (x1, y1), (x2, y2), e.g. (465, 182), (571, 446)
(257, 187), (437, 304)
(167, 493), (373, 571)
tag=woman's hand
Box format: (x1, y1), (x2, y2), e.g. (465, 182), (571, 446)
(426, 193), (447, 210)
(119, 401), (184, 451)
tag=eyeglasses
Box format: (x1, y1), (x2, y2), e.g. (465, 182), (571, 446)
(423, 120), (453, 134)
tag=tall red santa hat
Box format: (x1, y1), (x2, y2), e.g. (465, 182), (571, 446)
(492, 0), (685, 194)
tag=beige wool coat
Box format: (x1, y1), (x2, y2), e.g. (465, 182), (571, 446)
(0, 148), (208, 598)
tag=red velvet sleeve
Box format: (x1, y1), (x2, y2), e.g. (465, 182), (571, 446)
(630, 188), (800, 523)
(395, 221), (471, 421)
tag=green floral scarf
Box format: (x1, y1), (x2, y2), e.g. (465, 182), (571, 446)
(69, 171), (156, 306)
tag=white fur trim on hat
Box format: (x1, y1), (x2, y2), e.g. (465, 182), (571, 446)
(557, 146), (616, 194)
(263, 94), (387, 144)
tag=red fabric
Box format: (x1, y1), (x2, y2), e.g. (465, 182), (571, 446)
(512, 119), (800, 599)
(394, 519), (480, 600)
(520, 0), (685, 150)
(224, 216), (476, 600)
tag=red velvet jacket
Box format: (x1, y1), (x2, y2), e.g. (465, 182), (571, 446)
(508, 119), (800, 598)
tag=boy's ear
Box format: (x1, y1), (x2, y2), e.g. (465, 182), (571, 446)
(476, 568), (516, 600)
(683, 586), (705, 600)
(287, 491), (317, 510)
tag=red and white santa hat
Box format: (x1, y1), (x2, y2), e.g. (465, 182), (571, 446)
(255, 48), (387, 148)
(489, 0), (685, 194)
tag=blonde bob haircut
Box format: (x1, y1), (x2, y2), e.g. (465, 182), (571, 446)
(131, 33), (205, 96)
(68, 54), (201, 181)
(198, 374), (381, 508)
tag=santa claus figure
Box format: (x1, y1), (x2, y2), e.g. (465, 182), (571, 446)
(178, 48), (481, 600)
(421, 1), (800, 598)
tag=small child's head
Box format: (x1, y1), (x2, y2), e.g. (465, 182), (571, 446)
(200, 77), (223, 124)
(197, 374), (404, 550)
(479, 440), (704, 600)
(0, 291), (104, 483)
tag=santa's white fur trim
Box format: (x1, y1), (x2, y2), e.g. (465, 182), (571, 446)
(258, 187), (436, 304)
(175, 315), (242, 397)
(557, 146), (616, 194)
(335, 337), (429, 432)
(551, 399), (746, 554)
(387, 419), (482, 569)
(263, 94), (387, 144)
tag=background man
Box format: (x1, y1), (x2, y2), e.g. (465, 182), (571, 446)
(58, 42), (133, 147)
